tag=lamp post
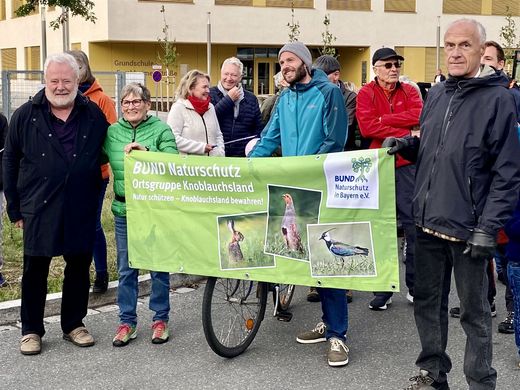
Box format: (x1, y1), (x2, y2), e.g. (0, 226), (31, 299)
(436, 16), (441, 72)
(61, 7), (70, 51)
(207, 12), (211, 75)
(41, 4), (47, 69)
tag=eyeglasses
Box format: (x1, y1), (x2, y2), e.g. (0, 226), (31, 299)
(375, 61), (402, 69)
(121, 99), (143, 107)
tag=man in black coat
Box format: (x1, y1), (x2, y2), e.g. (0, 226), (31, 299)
(3, 52), (109, 355)
(385, 19), (520, 389)
(0, 112), (7, 288)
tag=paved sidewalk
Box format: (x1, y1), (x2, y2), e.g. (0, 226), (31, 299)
(0, 270), (518, 389)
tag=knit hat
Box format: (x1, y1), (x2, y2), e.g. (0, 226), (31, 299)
(278, 42), (313, 71)
(313, 55), (341, 75)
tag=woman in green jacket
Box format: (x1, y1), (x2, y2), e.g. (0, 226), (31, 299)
(103, 83), (178, 347)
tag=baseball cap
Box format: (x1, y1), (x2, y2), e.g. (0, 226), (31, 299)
(372, 48), (404, 66)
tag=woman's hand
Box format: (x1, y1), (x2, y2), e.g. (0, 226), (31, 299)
(124, 142), (147, 154)
(204, 144), (215, 153)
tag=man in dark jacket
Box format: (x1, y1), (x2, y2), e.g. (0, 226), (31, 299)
(384, 19), (520, 389)
(3, 52), (109, 355)
(209, 57), (263, 157)
(0, 112), (7, 287)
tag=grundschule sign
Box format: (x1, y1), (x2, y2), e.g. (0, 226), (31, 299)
(124, 149), (399, 292)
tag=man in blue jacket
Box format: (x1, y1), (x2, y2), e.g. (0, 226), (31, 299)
(209, 57), (263, 157)
(249, 42), (349, 367)
(384, 19), (520, 389)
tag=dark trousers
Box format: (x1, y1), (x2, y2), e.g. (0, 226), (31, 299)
(21, 253), (92, 337)
(414, 229), (496, 389)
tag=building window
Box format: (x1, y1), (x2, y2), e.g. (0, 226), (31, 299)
(25, 46), (40, 71)
(442, 0), (481, 15)
(139, 0), (193, 3)
(492, 0), (520, 16)
(266, 0), (313, 8)
(385, 0), (415, 13)
(1, 48), (17, 70)
(327, 0), (371, 11)
(11, 0), (39, 18)
(215, 0), (253, 5)
(0, 0), (6, 20)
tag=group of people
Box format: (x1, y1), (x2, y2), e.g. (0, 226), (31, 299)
(2, 15), (520, 390)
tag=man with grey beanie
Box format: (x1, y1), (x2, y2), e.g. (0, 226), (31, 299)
(249, 42), (350, 367)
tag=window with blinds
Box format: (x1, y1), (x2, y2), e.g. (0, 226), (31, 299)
(215, 0), (253, 5)
(1, 48), (16, 70)
(385, 0), (415, 12)
(266, 0), (313, 7)
(327, 0), (371, 11)
(492, 0), (520, 16)
(25, 46), (40, 71)
(0, 0), (6, 20)
(442, 0), (481, 15)
(11, 0), (39, 18)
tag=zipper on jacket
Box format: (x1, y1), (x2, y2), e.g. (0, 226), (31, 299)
(201, 116), (210, 156)
(468, 177), (478, 225)
(421, 87), (459, 226)
(131, 126), (137, 142)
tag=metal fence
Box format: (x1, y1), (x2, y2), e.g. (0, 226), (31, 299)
(0, 71), (147, 120)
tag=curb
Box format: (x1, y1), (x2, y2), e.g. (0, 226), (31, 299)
(0, 273), (205, 326)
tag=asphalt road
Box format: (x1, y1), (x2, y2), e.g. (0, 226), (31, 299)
(0, 268), (518, 389)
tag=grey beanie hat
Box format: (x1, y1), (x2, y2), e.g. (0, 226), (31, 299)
(313, 55), (341, 75)
(278, 42), (313, 70)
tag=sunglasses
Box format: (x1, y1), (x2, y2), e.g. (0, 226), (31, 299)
(375, 61), (402, 69)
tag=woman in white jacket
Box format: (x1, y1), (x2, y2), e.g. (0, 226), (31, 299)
(167, 70), (225, 156)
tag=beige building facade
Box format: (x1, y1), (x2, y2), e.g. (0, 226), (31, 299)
(0, 0), (519, 95)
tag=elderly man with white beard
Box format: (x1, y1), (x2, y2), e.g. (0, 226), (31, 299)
(3, 52), (109, 355)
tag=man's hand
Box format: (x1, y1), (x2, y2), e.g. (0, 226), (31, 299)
(14, 219), (23, 229)
(381, 137), (411, 155)
(463, 228), (496, 260)
(227, 86), (241, 101)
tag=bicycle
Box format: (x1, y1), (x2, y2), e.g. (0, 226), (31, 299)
(201, 277), (295, 358)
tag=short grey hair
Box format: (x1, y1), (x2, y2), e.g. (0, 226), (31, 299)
(445, 18), (486, 45)
(221, 57), (243, 76)
(44, 52), (80, 81)
(121, 83), (151, 102)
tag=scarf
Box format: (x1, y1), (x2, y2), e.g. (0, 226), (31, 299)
(217, 82), (244, 119)
(188, 95), (210, 115)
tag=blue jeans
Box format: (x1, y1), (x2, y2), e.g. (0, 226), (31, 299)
(317, 287), (348, 341)
(93, 178), (108, 274)
(507, 260), (520, 357)
(114, 215), (170, 326)
(414, 229), (496, 389)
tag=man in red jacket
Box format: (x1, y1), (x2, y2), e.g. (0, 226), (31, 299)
(356, 48), (423, 310)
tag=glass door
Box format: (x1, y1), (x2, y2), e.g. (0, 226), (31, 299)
(254, 58), (280, 96)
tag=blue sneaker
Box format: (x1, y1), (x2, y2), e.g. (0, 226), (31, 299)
(369, 293), (393, 311)
(0, 273), (6, 287)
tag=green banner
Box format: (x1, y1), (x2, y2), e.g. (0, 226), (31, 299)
(125, 149), (399, 292)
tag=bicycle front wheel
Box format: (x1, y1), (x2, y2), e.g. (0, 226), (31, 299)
(202, 277), (268, 358)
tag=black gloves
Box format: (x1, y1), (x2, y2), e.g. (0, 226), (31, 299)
(381, 137), (411, 155)
(463, 228), (496, 260)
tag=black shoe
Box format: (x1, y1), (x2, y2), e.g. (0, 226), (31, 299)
(497, 271), (507, 285)
(498, 311), (514, 334)
(369, 293), (392, 311)
(449, 307), (460, 318)
(490, 302), (497, 318)
(93, 273), (109, 293)
(306, 287), (320, 302)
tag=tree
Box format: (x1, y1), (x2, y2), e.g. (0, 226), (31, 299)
(320, 14), (337, 57)
(157, 5), (178, 73)
(15, 1), (96, 30)
(286, 1), (300, 42)
(499, 7), (520, 75)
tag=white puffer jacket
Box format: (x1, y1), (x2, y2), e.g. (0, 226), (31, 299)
(167, 98), (225, 156)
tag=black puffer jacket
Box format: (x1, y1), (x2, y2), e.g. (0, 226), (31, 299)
(209, 87), (262, 157)
(414, 66), (520, 240)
